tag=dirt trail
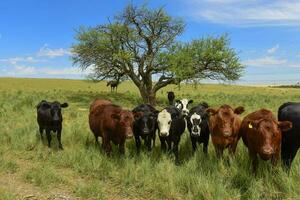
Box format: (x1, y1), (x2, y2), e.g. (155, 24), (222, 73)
(1, 152), (142, 200)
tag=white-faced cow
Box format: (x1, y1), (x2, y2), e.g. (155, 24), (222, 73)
(37, 100), (68, 150)
(157, 106), (186, 165)
(175, 99), (193, 117)
(187, 102), (210, 154)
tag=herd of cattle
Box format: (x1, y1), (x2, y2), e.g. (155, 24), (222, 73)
(36, 91), (300, 173)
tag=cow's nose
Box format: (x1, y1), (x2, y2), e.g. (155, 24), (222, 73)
(182, 110), (189, 115)
(126, 132), (133, 139)
(160, 132), (168, 137)
(262, 147), (274, 155)
(223, 131), (231, 136)
(142, 128), (150, 135)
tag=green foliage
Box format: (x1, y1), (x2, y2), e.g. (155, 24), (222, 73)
(167, 34), (243, 82)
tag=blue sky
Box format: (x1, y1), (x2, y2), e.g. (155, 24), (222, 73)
(1, 0), (300, 84)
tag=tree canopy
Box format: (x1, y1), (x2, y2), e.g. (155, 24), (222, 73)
(72, 4), (244, 105)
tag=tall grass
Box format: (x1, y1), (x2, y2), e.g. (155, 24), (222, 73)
(0, 78), (300, 199)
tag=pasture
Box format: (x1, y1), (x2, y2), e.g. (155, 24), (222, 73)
(0, 77), (300, 200)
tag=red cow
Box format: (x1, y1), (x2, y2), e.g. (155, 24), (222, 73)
(206, 104), (245, 157)
(239, 109), (292, 173)
(89, 99), (139, 155)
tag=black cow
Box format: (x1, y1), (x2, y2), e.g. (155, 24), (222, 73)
(132, 104), (159, 153)
(278, 102), (299, 170)
(37, 100), (68, 149)
(157, 106), (186, 165)
(167, 91), (175, 105)
(187, 102), (210, 154)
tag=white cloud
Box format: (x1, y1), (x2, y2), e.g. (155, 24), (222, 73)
(267, 44), (279, 54)
(243, 56), (287, 67)
(186, 0), (300, 26)
(2, 65), (87, 77)
(0, 56), (41, 65)
(37, 44), (72, 58)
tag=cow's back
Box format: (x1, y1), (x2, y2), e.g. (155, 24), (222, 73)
(90, 99), (112, 112)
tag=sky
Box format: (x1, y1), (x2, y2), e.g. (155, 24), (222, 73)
(1, 0), (300, 84)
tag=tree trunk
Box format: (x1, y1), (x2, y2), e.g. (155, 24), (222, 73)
(139, 88), (157, 106)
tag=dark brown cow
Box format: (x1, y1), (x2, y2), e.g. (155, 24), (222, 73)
(239, 109), (292, 173)
(206, 104), (245, 157)
(89, 99), (139, 155)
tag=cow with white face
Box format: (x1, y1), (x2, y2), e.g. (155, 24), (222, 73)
(186, 102), (210, 154)
(157, 106), (186, 165)
(175, 99), (193, 116)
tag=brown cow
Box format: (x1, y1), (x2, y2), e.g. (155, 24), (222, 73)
(89, 99), (139, 155)
(206, 104), (245, 158)
(239, 109), (292, 173)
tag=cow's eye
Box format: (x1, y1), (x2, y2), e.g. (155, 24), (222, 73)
(168, 121), (171, 125)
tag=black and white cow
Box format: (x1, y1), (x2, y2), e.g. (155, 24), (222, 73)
(157, 106), (186, 165)
(278, 102), (300, 170)
(175, 98), (193, 116)
(37, 100), (68, 149)
(187, 102), (210, 154)
(132, 104), (159, 153)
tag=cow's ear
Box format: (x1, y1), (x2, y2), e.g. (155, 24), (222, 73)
(234, 106), (245, 115)
(61, 103), (68, 108)
(206, 108), (217, 115)
(133, 111), (143, 120)
(111, 113), (121, 120)
(278, 121), (292, 132)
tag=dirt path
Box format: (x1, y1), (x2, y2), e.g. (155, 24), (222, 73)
(1, 152), (142, 200)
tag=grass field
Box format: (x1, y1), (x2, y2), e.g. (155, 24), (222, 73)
(0, 77), (300, 200)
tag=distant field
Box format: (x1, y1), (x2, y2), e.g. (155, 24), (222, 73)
(1, 77), (300, 200)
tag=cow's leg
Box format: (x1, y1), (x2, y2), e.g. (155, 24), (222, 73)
(152, 133), (156, 148)
(159, 137), (167, 152)
(135, 135), (141, 154)
(173, 139), (180, 165)
(191, 137), (197, 153)
(281, 146), (298, 171)
(145, 136), (152, 151)
(249, 151), (258, 174)
(57, 129), (63, 150)
(102, 136), (112, 156)
(46, 130), (52, 148)
(203, 138), (208, 155)
(94, 135), (99, 146)
(228, 141), (238, 156)
(215, 146), (224, 159)
(39, 127), (44, 139)
(167, 139), (172, 152)
(119, 140), (125, 155)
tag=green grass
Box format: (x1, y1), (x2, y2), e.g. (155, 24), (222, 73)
(0, 77), (300, 199)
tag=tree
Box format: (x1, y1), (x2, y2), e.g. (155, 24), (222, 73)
(72, 4), (244, 105)
(166, 35), (244, 83)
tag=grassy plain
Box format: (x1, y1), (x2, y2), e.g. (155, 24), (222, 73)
(0, 77), (300, 200)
